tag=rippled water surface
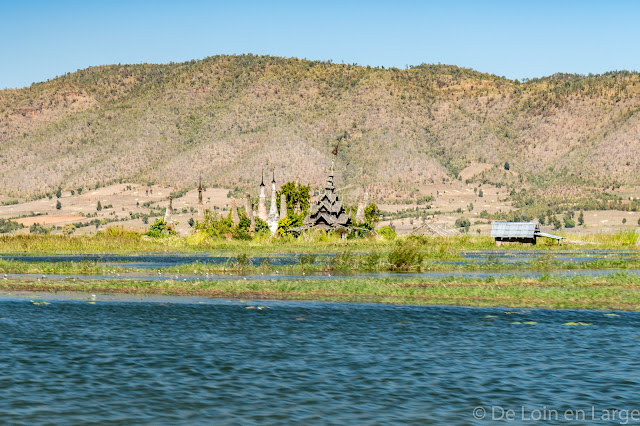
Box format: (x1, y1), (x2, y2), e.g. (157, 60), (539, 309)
(1, 299), (639, 424)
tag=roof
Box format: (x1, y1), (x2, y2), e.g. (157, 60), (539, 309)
(491, 222), (538, 238)
(535, 232), (564, 240)
(490, 222), (564, 240)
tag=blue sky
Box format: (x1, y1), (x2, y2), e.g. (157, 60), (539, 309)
(1, 0), (639, 88)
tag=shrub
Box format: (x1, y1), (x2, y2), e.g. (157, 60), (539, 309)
(388, 240), (424, 271)
(62, 224), (75, 236)
(0, 219), (23, 234)
(29, 223), (50, 235)
(145, 219), (176, 238)
(378, 225), (396, 240)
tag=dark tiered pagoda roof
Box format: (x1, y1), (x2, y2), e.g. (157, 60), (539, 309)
(297, 161), (352, 231)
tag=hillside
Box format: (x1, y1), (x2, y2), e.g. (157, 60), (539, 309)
(2, 54), (640, 206)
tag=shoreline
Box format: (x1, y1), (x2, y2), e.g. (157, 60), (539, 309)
(2, 274), (640, 311)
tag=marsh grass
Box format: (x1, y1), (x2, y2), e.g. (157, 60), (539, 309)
(3, 254), (640, 276)
(2, 230), (637, 256)
(4, 273), (640, 310)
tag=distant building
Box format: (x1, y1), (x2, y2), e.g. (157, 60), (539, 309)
(290, 159), (353, 232)
(490, 222), (563, 245)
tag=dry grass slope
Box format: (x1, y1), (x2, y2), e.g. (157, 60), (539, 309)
(1, 55), (640, 201)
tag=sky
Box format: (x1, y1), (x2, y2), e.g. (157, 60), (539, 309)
(1, 0), (639, 88)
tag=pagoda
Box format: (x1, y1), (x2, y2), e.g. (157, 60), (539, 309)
(291, 142), (353, 232)
(302, 160), (352, 230)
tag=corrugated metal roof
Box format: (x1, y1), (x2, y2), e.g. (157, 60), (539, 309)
(535, 232), (564, 240)
(491, 222), (538, 238)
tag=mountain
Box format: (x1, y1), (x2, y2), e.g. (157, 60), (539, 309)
(1, 54), (640, 203)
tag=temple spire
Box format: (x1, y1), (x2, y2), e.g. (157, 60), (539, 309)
(258, 170), (268, 221)
(245, 192), (255, 230)
(197, 173), (204, 223)
(231, 198), (239, 226)
(268, 168), (278, 234)
(164, 196), (173, 224)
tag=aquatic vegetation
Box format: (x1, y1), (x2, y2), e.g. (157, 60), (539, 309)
(3, 272), (640, 311)
(387, 240), (425, 271)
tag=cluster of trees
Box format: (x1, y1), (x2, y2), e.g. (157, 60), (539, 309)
(0, 219), (23, 234)
(145, 181), (381, 240)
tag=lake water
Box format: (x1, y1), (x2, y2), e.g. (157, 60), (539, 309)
(1, 297), (639, 424)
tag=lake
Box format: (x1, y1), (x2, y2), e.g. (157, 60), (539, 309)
(1, 297), (639, 424)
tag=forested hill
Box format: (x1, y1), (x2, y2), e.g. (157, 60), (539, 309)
(1, 54), (640, 200)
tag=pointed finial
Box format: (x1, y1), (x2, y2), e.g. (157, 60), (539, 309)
(272, 168), (275, 184)
(260, 170), (265, 187)
(332, 140), (341, 156)
(198, 172), (202, 190)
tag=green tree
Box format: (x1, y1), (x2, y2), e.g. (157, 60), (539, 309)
(276, 181), (311, 213)
(364, 203), (380, 226)
(29, 223), (49, 235)
(97, 201), (102, 211)
(276, 212), (305, 236)
(578, 211), (584, 226)
(55, 187), (62, 198)
(455, 217), (471, 232)
(146, 219), (176, 238)
(377, 225), (396, 240)
(504, 162), (510, 171)
(55, 200), (61, 210)
(254, 217), (270, 234)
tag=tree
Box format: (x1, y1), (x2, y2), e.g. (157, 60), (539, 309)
(623, 218), (627, 224)
(146, 219), (176, 238)
(55, 187), (62, 198)
(29, 223), (49, 235)
(455, 217), (471, 232)
(97, 201), (102, 211)
(276, 181), (310, 213)
(578, 211), (584, 226)
(254, 217), (270, 234)
(504, 162), (510, 171)
(364, 203), (380, 226)
(55, 200), (61, 210)
(62, 224), (75, 236)
(478, 189), (484, 198)
(188, 218), (195, 227)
